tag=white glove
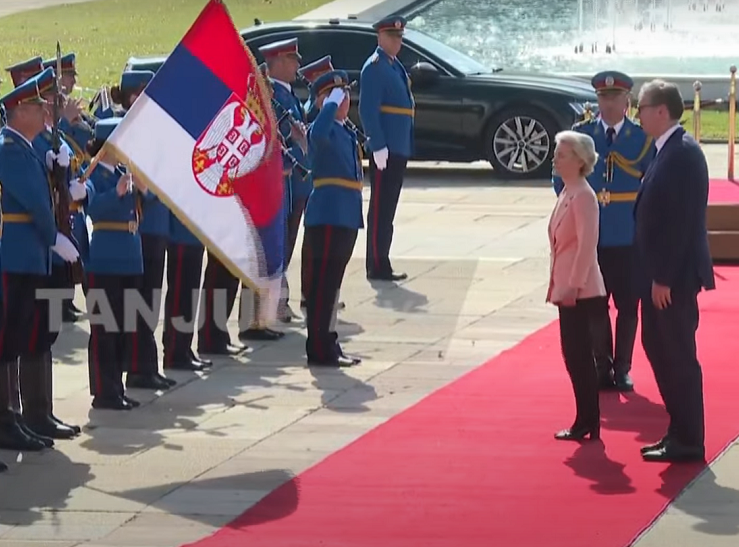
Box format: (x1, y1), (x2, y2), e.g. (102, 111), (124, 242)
(46, 149), (71, 170)
(325, 87), (346, 107)
(51, 233), (79, 263)
(373, 147), (389, 171)
(69, 178), (87, 201)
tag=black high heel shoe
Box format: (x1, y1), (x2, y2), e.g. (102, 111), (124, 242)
(554, 423), (600, 441)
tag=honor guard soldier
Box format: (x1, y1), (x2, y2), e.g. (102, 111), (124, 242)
(128, 177), (177, 390)
(553, 71), (655, 391)
(104, 70), (154, 118)
(85, 118), (148, 410)
(359, 15), (414, 282)
(0, 71), (80, 457)
(163, 215), (213, 371)
(258, 38), (310, 325)
(31, 64), (89, 327)
(298, 55), (334, 123)
(5, 56), (44, 88)
(18, 68), (84, 439)
(303, 70), (363, 367)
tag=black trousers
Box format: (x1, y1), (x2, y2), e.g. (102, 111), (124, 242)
(198, 252), (239, 352)
(0, 273), (48, 420)
(162, 243), (203, 366)
(641, 289), (705, 448)
(87, 273), (141, 398)
(591, 246), (639, 373)
(366, 153), (407, 277)
(284, 196), (307, 303)
(558, 297), (603, 428)
(304, 225), (357, 362)
(129, 234), (167, 375)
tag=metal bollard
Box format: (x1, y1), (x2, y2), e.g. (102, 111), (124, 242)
(693, 81), (702, 143)
(729, 66), (737, 181)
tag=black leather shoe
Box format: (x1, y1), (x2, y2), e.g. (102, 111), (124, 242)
(157, 373), (177, 387)
(336, 344), (361, 365)
(0, 459), (7, 473)
(554, 424), (600, 441)
(91, 396), (134, 411)
(642, 441), (705, 463)
(126, 373), (172, 391)
(0, 421), (47, 451)
(25, 416), (76, 440)
(189, 351), (213, 367)
(164, 360), (207, 372)
(640, 438), (667, 454)
(614, 371), (634, 392)
(596, 367), (616, 390)
(123, 396), (140, 408)
(367, 271), (408, 282)
(16, 416), (55, 447)
(308, 355), (357, 368)
(199, 343), (247, 356)
(239, 328), (284, 341)
(51, 416), (81, 436)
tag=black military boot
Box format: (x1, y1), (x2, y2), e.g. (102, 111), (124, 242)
(7, 362), (53, 447)
(20, 353), (78, 440)
(0, 363), (45, 452)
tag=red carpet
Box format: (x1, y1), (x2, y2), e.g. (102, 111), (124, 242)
(709, 178), (739, 203)
(184, 267), (739, 547)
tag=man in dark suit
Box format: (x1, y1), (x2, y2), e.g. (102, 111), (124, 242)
(634, 79), (715, 463)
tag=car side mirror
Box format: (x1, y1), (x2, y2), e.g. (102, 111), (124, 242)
(409, 61), (439, 86)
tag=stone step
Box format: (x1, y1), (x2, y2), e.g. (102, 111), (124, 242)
(707, 203), (739, 231)
(708, 230), (739, 262)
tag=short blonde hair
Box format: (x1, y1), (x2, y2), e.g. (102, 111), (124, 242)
(555, 130), (598, 177)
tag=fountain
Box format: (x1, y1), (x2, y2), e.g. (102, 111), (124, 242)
(406, 0), (738, 100)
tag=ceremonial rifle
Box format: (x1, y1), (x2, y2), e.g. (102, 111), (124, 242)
(52, 42), (84, 283)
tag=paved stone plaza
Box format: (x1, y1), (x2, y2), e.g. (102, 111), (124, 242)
(0, 146), (737, 546)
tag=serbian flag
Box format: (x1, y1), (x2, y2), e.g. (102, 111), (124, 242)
(106, 0), (285, 321)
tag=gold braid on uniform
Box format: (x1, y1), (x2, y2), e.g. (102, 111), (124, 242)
(606, 136), (655, 180)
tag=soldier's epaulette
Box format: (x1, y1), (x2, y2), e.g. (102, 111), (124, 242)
(371, 53), (380, 64)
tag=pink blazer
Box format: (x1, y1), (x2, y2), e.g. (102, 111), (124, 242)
(546, 181), (606, 304)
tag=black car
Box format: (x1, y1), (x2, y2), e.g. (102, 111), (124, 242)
(124, 18), (598, 179)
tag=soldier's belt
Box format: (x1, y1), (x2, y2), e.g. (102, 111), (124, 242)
(313, 178), (363, 191)
(597, 190), (638, 206)
(379, 105), (415, 117)
(94, 221), (139, 234)
(2, 213), (32, 223)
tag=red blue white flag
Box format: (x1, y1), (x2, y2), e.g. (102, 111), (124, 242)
(107, 0), (285, 321)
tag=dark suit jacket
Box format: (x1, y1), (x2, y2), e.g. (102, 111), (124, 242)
(634, 126), (715, 294)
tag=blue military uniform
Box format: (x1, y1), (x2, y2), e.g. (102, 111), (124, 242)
(359, 15), (414, 281)
(303, 70), (363, 367)
(553, 70), (656, 390)
(298, 55), (334, 123)
(0, 72), (76, 453)
(246, 38), (308, 334)
(85, 117), (147, 410)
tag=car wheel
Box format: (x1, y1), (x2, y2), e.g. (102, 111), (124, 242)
(485, 107), (559, 180)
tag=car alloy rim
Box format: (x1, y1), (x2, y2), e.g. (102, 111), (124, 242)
(492, 116), (550, 174)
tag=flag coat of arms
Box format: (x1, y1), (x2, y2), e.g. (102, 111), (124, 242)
(106, 0), (285, 319)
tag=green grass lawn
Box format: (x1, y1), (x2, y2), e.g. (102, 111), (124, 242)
(682, 110), (738, 142)
(0, 0), (326, 95)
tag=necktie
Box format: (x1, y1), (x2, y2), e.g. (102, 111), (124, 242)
(606, 127), (615, 146)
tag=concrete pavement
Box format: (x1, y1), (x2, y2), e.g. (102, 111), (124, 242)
(0, 145), (737, 546)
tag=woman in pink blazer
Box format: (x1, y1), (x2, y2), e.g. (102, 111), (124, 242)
(547, 130), (607, 442)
